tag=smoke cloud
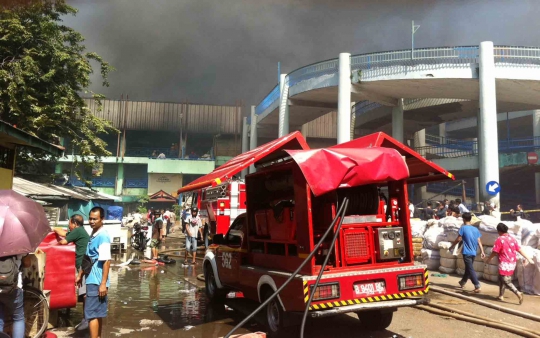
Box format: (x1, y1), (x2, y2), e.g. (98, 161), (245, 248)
(64, 0), (540, 106)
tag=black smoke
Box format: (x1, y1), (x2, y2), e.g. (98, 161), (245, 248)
(64, 0), (540, 106)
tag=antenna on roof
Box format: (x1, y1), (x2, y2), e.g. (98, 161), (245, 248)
(412, 20), (420, 60)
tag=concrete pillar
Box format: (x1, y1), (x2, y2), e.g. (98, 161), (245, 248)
(534, 110), (540, 205)
(439, 123), (446, 144)
(249, 105), (257, 174)
(413, 129), (426, 157)
(350, 102), (356, 140)
(474, 177), (480, 209)
(115, 163), (124, 196)
(337, 53), (351, 144)
(392, 98), (404, 143)
(241, 116), (249, 178)
(278, 74), (289, 137)
(478, 41), (500, 206)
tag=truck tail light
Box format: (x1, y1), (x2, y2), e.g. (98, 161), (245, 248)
(398, 274), (423, 290)
(219, 202), (225, 208)
(310, 283), (340, 301)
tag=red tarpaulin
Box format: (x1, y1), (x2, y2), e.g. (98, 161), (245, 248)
(333, 132), (454, 184)
(39, 232), (77, 310)
(285, 147), (410, 196)
(178, 131), (309, 193)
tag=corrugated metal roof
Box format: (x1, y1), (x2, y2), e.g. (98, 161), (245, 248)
(13, 177), (72, 200)
(85, 99), (241, 134)
(302, 111), (337, 139)
(12, 177), (120, 202)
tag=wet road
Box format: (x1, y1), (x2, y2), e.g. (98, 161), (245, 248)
(50, 235), (539, 338)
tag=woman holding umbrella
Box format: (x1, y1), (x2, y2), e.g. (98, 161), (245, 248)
(0, 190), (53, 338)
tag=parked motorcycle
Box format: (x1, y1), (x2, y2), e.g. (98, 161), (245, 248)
(130, 222), (149, 251)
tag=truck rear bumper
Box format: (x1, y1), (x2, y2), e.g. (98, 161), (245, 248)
(308, 298), (428, 318)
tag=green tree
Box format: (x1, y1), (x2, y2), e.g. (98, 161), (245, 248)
(0, 0), (116, 180)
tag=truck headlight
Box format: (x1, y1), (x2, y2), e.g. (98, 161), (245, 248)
(310, 283), (340, 301)
(398, 274), (424, 290)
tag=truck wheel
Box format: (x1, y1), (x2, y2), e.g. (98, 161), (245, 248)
(263, 290), (284, 337)
(356, 310), (393, 331)
(205, 264), (227, 303)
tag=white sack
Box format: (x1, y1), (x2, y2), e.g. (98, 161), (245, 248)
(440, 248), (455, 259)
(483, 273), (499, 283)
(440, 257), (457, 269)
(438, 241), (452, 250)
(423, 258), (440, 270)
(411, 220), (428, 238)
(423, 226), (445, 249)
(421, 248), (440, 260)
(456, 267), (465, 276)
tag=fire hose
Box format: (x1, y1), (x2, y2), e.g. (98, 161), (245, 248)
(300, 199), (349, 338)
(224, 197), (349, 338)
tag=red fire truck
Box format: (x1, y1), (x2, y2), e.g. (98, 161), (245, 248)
(178, 134), (310, 238)
(179, 131), (454, 336)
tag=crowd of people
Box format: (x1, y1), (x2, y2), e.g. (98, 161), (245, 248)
(410, 198), (529, 222)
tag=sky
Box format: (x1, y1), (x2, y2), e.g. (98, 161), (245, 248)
(64, 0), (540, 107)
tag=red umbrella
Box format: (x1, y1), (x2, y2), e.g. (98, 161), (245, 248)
(0, 190), (51, 257)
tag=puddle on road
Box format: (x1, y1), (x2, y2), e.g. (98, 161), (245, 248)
(50, 238), (257, 337)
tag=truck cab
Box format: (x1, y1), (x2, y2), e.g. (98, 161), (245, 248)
(193, 132), (454, 336)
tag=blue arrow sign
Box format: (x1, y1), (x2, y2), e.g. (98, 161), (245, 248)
(486, 181), (500, 196)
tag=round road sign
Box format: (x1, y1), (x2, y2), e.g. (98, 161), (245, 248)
(528, 152), (538, 164)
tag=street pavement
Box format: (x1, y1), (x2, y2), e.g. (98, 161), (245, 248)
(49, 234), (540, 338)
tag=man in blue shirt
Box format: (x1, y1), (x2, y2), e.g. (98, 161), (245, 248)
(450, 212), (485, 293)
(76, 206), (111, 338)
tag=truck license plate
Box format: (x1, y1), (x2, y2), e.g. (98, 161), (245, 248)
(354, 281), (386, 296)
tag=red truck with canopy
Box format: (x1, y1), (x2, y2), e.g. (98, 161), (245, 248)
(178, 132), (454, 336)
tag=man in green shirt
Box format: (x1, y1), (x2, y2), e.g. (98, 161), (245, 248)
(54, 213), (90, 330)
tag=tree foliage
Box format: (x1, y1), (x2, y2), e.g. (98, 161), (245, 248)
(0, 0), (116, 178)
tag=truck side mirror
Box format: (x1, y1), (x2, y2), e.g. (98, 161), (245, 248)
(213, 234), (224, 245)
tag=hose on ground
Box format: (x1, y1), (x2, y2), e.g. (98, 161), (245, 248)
(425, 303), (540, 336)
(416, 305), (540, 338)
(224, 198), (349, 338)
(300, 199), (349, 338)
(430, 285), (540, 322)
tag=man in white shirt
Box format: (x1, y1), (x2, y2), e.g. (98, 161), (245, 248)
(408, 201), (415, 218)
(184, 207), (203, 265)
(456, 198), (469, 214)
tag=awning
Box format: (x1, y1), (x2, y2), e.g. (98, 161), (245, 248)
(332, 132), (454, 184)
(0, 120), (64, 156)
(149, 190), (177, 202)
(285, 147), (410, 196)
(178, 131), (309, 193)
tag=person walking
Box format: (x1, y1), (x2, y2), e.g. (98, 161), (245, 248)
(77, 207), (111, 338)
(0, 254), (31, 338)
(422, 201), (435, 221)
(184, 207), (203, 265)
(485, 223), (534, 304)
(450, 212), (485, 293)
(150, 212), (165, 260)
(54, 214), (90, 330)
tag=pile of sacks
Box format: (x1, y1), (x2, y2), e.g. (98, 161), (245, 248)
(455, 246), (492, 280)
(437, 241), (457, 274)
(421, 248), (441, 270)
(521, 222), (540, 249)
(478, 215), (523, 246)
(411, 220), (427, 258)
(516, 246), (540, 295)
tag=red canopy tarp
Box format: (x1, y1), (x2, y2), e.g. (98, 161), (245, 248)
(178, 131), (309, 193)
(333, 132), (454, 184)
(286, 147), (410, 196)
(39, 232), (77, 310)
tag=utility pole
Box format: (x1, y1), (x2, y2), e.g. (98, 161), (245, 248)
(411, 20), (420, 59)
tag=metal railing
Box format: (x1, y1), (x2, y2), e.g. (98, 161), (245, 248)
(125, 178), (148, 188)
(253, 45), (540, 123)
(68, 177), (116, 188)
(418, 135), (540, 158)
(123, 147), (214, 160)
(254, 84), (280, 117)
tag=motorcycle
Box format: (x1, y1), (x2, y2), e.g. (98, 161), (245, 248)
(130, 222), (149, 251)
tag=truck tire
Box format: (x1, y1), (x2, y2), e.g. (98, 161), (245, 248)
(204, 263), (227, 303)
(356, 310), (393, 331)
(263, 290), (284, 337)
